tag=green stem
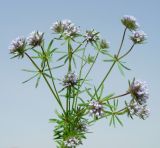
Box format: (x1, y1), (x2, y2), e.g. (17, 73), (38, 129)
(119, 43), (135, 60)
(66, 39), (72, 113)
(109, 92), (130, 100)
(96, 60), (116, 93)
(40, 46), (64, 112)
(72, 46), (86, 109)
(75, 51), (100, 107)
(117, 27), (127, 57)
(72, 39), (86, 55)
(25, 52), (65, 113)
(93, 28), (128, 97)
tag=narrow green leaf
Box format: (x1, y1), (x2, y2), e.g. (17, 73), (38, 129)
(22, 73), (38, 84)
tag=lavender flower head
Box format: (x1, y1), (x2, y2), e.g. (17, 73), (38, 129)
(63, 72), (78, 87)
(130, 30), (147, 44)
(89, 100), (104, 118)
(84, 29), (100, 43)
(27, 31), (44, 47)
(129, 102), (150, 120)
(9, 37), (26, 58)
(129, 79), (149, 105)
(64, 137), (81, 147)
(121, 15), (139, 30)
(51, 19), (79, 37)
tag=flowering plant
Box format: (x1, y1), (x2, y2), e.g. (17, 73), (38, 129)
(9, 15), (149, 148)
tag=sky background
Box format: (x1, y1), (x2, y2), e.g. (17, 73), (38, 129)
(0, 0), (160, 148)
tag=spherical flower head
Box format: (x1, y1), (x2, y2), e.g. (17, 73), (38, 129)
(64, 137), (81, 147)
(27, 31), (44, 47)
(89, 100), (104, 118)
(138, 105), (150, 120)
(99, 39), (109, 49)
(130, 30), (147, 44)
(128, 102), (150, 120)
(50, 20), (64, 34)
(76, 120), (88, 132)
(51, 19), (80, 38)
(129, 79), (149, 105)
(62, 19), (80, 37)
(63, 72), (78, 87)
(121, 15), (139, 30)
(9, 37), (26, 58)
(84, 29), (100, 43)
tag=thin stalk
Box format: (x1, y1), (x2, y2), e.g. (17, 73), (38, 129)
(119, 43), (135, 60)
(93, 28), (128, 97)
(117, 27), (127, 57)
(109, 92), (130, 100)
(40, 46), (64, 111)
(72, 39), (86, 55)
(114, 107), (128, 115)
(96, 60), (116, 94)
(72, 44), (86, 109)
(66, 39), (72, 113)
(25, 52), (65, 113)
(75, 51), (100, 108)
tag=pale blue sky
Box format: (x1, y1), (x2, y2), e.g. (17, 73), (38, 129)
(0, 0), (160, 148)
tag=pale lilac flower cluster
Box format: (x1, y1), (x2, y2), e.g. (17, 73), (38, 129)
(27, 31), (43, 47)
(121, 15), (139, 30)
(84, 29), (99, 43)
(89, 100), (104, 118)
(64, 137), (81, 147)
(51, 19), (79, 37)
(63, 72), (78, 87)
(129, 102), (150, 120)
(130, 80), (149, 105)
(130, 31), (147, 44)
(9, 37), (26, 57)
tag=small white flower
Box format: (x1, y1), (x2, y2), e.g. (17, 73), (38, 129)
(27, 31), (43, 47)
(50, 20), (64, 33)
(62, 72), (78, 87)
(89, 100), (104, 118)
(9, 37), (26, 58)
(130, 79), (149, 105)
(129, 102), (150, 120)
(51, 19), (79, 37)
(130, 31), (147, 44)
(84, 29), (99, 43)
(121, 15), (139, 30)
(64, 137), (81, 147)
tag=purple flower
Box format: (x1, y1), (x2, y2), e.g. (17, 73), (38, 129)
(64, 137), (81, 147)
(84, 29), (99, 43)
(129, 102), (150, 120)
(51, 19), (79, 37)
(121, 15), (139, 30)
(89, 100), (104, 118)
(27, 31), (44, 47)
(62, 72), (78, 87)
(9, 37), (26, 58)
(129, 79), (149, 105)
(130, 31), (147, 44)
